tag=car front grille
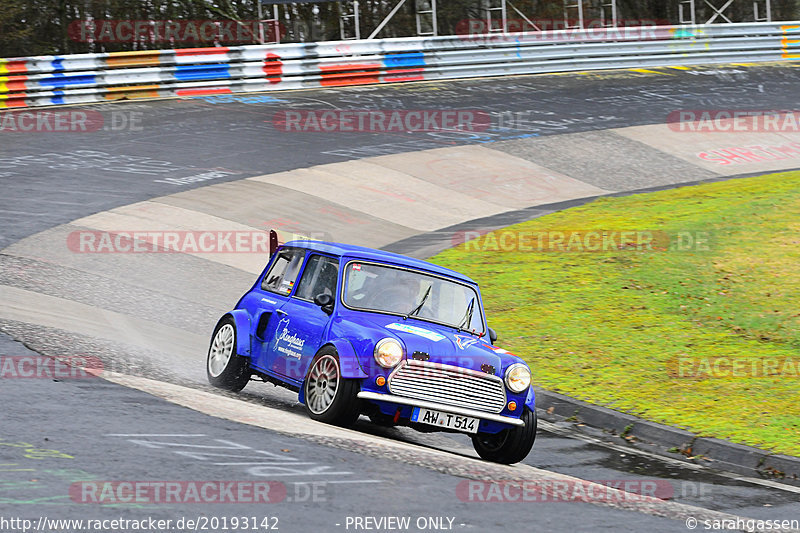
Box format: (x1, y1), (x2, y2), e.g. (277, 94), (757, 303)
(387, 359), (507, 414)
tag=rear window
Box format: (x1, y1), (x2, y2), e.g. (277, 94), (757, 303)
(261, 248), (305, 295)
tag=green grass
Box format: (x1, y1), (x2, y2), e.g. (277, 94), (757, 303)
(431, 171), (800, 457)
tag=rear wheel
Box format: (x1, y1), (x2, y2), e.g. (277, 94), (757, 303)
(304, 347), (361, 427)
(472, 407), (537, 464)
(207, 317), (250, 392)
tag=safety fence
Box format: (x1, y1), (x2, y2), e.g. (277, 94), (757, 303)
(1, 22), (798, 109)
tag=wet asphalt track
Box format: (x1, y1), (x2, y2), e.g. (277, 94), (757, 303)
(2, 65), (800, 532)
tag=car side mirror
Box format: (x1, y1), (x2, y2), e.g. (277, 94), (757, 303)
(488, 327), (498, 344)
(314, 293), (334, 315)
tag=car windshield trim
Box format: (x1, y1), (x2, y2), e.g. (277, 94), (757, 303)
(339, 259), (485, 334)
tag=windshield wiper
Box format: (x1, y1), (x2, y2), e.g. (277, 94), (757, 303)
(456, 298), (475, 332)
(404, 285), (432, 320)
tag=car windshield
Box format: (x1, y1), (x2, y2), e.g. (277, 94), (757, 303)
(342, 261), (485, 333)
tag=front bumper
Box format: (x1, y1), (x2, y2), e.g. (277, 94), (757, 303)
(357, 391), (525, 427)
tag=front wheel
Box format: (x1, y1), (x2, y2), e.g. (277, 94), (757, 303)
(207, 317), (250, 392)
(304, 347), (361, 427)
(472, 407), (537, 464)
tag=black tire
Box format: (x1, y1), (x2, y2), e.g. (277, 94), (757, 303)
(472, 407), (537, 464)
(206, 317), (250, 392)
(303, 347), (361, 427)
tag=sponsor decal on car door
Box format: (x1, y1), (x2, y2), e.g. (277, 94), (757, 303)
(250, 247), (306, 374)
(266, 254), (339, 380)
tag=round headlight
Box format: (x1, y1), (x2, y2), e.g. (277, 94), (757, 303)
(374, 338), (404, 368)
(505, 363), (531, 393)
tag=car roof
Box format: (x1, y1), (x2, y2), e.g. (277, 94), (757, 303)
(283, 240), (476, 285)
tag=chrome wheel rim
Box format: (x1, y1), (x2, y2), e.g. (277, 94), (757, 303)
(208, 324), (235, 377)
(306, 354), (339, 414)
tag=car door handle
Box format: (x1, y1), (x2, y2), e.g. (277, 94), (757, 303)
(275, 309), (288, 316)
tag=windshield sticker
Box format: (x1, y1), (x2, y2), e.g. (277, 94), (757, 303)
(386, 323), (445, 342)
(273, 317), (305, 359)
(352, 264), (362, 271)
(454, 334), (480, 350)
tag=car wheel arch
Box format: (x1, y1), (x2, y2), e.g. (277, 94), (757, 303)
(297, 339), (366, 405)
(215, 310), (252, 358)
(323, 338), (369, 379)
(524, 387), (536, 411)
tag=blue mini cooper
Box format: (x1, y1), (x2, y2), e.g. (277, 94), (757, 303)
(206, 239), (536, 464)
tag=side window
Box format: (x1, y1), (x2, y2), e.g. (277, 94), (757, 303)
(261, 249), (305, 295)
(295, 255), (339, 301)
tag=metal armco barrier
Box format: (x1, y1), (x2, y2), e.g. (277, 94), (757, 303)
(1, 22), (799, 109)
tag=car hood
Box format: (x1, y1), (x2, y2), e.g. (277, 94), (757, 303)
(334, 312), (523, 378)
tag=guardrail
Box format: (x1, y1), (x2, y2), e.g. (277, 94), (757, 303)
(1, 22), (798, 109)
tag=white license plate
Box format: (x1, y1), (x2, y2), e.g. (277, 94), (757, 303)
(411, 407), (479, 434)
